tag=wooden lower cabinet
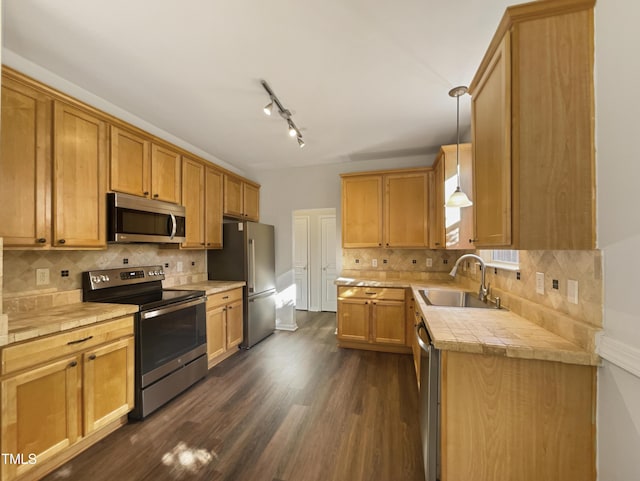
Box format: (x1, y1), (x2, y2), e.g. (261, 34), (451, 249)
(440, 351), (596, 481)
(206, 288), (244, 368)
(337, 286), (409, 353)
(0, 317), (134, 481)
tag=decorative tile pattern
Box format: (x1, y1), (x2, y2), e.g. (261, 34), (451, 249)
(342, 248), (466, 274)
(3, 245), (207, 313)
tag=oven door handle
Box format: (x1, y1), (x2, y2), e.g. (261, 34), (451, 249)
(169, 213), (177, 240)
(141, 297), (205, 320)
(416, 322), (431, 352)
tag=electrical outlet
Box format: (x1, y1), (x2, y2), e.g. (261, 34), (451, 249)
(567, 279), (579, 304)
(426, 258), (433, 267)
(536, 272), (545, 295)
(36, 268), (50, 286)
(177, 261), (183, 272)
(372, 259), (378, 267)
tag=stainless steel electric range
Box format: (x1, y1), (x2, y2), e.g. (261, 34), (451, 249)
(82, 266), (207, 419)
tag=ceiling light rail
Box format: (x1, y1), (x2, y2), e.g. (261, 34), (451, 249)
(261, 79), (305, 148)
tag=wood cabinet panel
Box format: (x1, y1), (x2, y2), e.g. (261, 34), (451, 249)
(1, 355), (80, 481)
(151, 143), (181, 204)
(206, 305), (226, 361)
(429, 160), (445, 249)
(0, 77), (51, 247)
(223, 174), (243, 217)
(385, 172), (428, 247)
(226, 300), (243, 349)
(181, 157), (206, 248)
(337, 299), (369, 342)
(205, 288), (244, 368)
(53, 101), (107, 248)
(83, 336), (134, 434)
(110, 126), (151, 198)
(441, 144), (474, 249)
(243, 182), (260, 221)
(205, 167), (223, 248)
(341, 175), (383, 248)
(372, 300), (405, 345)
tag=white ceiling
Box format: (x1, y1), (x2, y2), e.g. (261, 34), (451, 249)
(2, 0), (514, 172)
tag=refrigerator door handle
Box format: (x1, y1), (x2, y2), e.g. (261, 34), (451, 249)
(249, 238), (256, 293)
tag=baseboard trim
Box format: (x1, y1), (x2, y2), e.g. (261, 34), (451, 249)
(598, 335), (640, 379)
(276, 323), (299, 332)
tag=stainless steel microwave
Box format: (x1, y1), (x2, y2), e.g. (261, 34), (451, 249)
(107, 192), (186, 243)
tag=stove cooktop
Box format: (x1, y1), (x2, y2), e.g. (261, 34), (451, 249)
(103, 289), (205, 311)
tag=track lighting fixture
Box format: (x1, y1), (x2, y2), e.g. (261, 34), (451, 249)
(261, 79), (306, 148)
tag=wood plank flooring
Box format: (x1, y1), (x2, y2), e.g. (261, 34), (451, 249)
(43, 311), (425, 481)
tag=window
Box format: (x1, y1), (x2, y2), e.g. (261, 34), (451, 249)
(479, 249), (520, 270)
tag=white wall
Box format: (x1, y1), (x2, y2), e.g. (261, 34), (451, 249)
(595, 0), (640, 479)
(252, 154), (434, 327)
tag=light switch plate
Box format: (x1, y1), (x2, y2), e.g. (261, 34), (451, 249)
(426, 258), (433, 267)
(372, 259), (378, 267)
(567, 279), (579, 304)
(536, 272), (545, 295)
(177, 261), (183, 272)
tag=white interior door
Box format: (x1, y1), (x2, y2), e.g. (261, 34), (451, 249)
(293, 216), (310, 310)
(320, 215), (337, 312)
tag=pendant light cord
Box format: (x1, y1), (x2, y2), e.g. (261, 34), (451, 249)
(456, 92), (461, 190)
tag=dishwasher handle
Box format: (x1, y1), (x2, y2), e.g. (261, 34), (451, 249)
(415, 322), (432, 352)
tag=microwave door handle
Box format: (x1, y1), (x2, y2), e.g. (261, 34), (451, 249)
(169, 214), (177, 239)
(249, 238), (256, 293)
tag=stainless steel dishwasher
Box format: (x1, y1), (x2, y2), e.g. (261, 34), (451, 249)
(416, 318), (441, 481)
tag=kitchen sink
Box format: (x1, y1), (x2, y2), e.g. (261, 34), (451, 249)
(419, 288), (502, 309)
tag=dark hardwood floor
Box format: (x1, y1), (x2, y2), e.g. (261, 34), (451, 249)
(44, 311), (425, 481)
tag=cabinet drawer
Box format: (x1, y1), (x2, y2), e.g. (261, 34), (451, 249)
(2, 316), (134, 375)
(207, 288), (243, 309)
(338, 286), (405, 301)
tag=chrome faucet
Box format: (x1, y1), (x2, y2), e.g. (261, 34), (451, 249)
(449, 254), (489, 302)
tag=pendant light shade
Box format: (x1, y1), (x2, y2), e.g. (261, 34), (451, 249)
(445, 86), (473, 208)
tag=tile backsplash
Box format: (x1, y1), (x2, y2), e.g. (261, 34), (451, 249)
(3, 244), (207, 314)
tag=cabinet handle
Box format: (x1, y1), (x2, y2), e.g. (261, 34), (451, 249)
(222, 296), (229, 300)
(153, 194), (159, 198)
(69, 361), (78, 368)
(228, 305), (233, 310)
(469, 238), (477, 243)
(200, 242), (205, 245)
(143, 191), (149, 196)
(37, 238), (47, 243)
(365, 292), (377, 295)
(58, 239), (66, 244)
(88, 354), (97, 361)
(435, 242), (440, 246)
(67, 335), (93, 345)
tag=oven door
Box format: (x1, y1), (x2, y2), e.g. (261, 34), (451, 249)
(108, 192), (186, 243)
(138, 297), (206, 388)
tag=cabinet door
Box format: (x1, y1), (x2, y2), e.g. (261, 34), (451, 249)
(151, 143), (181, 203)
(207, 305), (227, 361)
(83, 337), (134, 434)
(472, 33), (512, 247)
(342, 175), (383, 248)
(443, 144), (475, 249)
(337, 299), (370, 342)
(385, 172), (428, 247)
(205, 167), (223, 248)
(110, 125), (151, 198)
(429, 159), (445, 249)
(0, 77), (51, 247)
(53, 101), (107, 248)
(243, 182), (260, 221)
(223, 174), (243, 217)
(226, 300), (243, 349)
(372, 300), (406, 345)
(1, 355), (80, 481)
(181, 157), (206, 248)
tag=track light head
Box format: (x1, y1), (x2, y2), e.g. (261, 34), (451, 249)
(288, 121), (297, 137)
(263, 101), (274, 116)
(297, 137), (305, 148)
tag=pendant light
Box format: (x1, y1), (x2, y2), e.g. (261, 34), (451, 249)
(445, 86), (473, 208)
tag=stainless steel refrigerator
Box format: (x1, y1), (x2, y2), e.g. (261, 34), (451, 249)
(207, 221), (276, 348)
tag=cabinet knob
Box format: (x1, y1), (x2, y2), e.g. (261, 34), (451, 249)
(88, 354), (97, 361)
(228, 305), (233, 310)
(37, 238), (47, 243)
(207, 243), (211, 246)
(469, 238), (477, 243)
(69, 361), (78, 368)
(200, 242), (205, 246)
(153, 194), (159, 198)
(143, 191), (149, 196)
(58, 239), (66, 244)
(435, 242), (441, 246)
(378, 243), (382, 247)
(386, 243), (389, 247)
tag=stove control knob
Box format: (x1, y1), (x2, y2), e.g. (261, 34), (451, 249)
(91, 276), (101, 284)
(100, 275), (109, 282)
(159, 270), (164, 276)
(154, 270), (160, 276)
(148, 271), (155, 276)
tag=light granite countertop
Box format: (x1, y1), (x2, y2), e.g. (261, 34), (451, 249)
(3, 302), (139, 346)
(336, 276), (599, 366)
(171, 280), (246, 295)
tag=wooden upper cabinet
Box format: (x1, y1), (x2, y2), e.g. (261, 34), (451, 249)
(110, 126), (151, 198)
(469, 0), (596, 249)
(181, 157), (206, 248)
(205, 167), (223, 248)
(223, 174), (260, 221)
(342, 175), (383, 248)
(342, 169), (430, 248)
(53, 101), (107, 248)
(434, 144), (475, 250)
(0, 75), (51, 247)
(151, 143), (181, 204)
(243, 182), (260, 221)
(429, 160), (445, 249)
(385, 172), (428, 248)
